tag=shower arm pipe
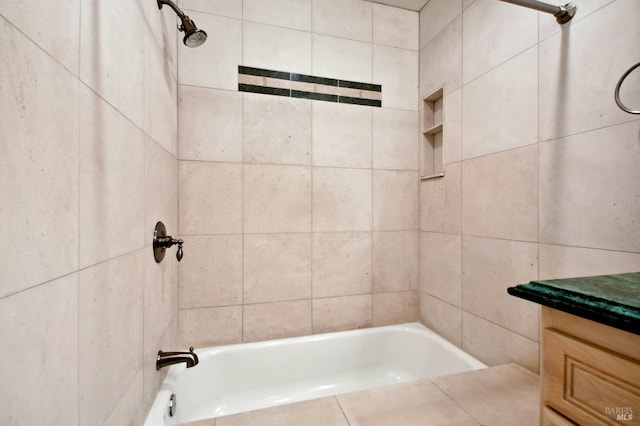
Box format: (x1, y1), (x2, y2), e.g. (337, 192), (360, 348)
(157, 0), (186, 19)
(498, 0), (576, 24)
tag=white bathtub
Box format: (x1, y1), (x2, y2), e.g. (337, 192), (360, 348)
(145, 322), (486, 425)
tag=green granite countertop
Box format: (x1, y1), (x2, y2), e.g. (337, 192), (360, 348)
(507, 272), (640, 335)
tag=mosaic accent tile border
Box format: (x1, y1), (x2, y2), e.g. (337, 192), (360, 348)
(238, 66), (382, 107)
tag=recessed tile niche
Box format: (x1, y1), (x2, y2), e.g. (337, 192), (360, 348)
(421, 87), (444, 180)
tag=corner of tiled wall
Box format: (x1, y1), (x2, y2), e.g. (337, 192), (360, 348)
(175, 0), (421, 349)
(0, 0), (180, 423)
(418, 0), (640, 374)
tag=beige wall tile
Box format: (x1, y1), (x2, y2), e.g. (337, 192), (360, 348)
(539, 244), (640, 281)
(462, 312), (539, 373)
(104, 371), (143, 426)
(0, 0), (79, 73)
(244, 21), (311, 74)
(178, 305), (243, 348)
(539, 121), (640, 252)
(420, 232), (462, 306)
(462, 48), (538, 160)
(179, 161), (243, 235)
(146, 1), (178, 79)
(312, 0), (373, 43)
(419, 0), (462, 49)
(337, 379), (479, 425)
(463, 0), (475, 9)
(144, 243), (178, 352)
(420, 162), (461, 234)
(373, 170), (419, 231)
(179, 235), (242, 308)
(2, 0), (179, 424)
(312, 34), (373, 82)
(244, 94), (312, 165)
(313, 168), (372, 232)
(178, 0), (242, 18)
(374, 45), (419, 111)
(461, 145), (538, 242)
(419, 16), (462, 98)
(373, 108), (419, 171)
(178, 12), (242, 89)
(373, 4), (419, 50)
(313, 295), (373, 334)
(539, 0), (640, 141)
(312, 101), (372, 169)
(373, 231), (419, 292)
(0, 275), (79, 425)
(462, 236), (539, 341)
(415, 0), (640, 381)
(80, 0), (144, 127)
(418, 292), (462, 347)
(80, 88), (145, 268)
(144, 250), (177, 409)
(0, 20), (79, 297)
(244, 165), (312, 233)
(443, 88), (462, 165)
(313, 232), (373, 298)
(179, 86), (243, 162)
(243, 0), (311, 32)
(244, 234), (312, 303)
(373, 291), (418, 326)
(145, 34), (178, 156)
(462, 0), (537, 84)
(217, 397), (348, 426)
(243, 300), (311, 342)
(79, 251), (144, 426)
(145, 138), (179, 240)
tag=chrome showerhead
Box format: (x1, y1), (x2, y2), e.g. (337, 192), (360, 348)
(157, 0), (207, 48)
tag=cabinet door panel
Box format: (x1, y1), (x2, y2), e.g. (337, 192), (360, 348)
(542, 328), (640, 425)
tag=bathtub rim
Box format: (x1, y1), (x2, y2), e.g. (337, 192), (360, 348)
(145, 322), (487, 425)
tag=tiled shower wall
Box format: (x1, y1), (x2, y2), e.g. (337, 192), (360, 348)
(418, 0), (640, 373)
(1, 1), (179, 424)
(176, 0), (420, 346)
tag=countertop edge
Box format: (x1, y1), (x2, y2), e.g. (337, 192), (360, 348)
(507, 283), (640, 336)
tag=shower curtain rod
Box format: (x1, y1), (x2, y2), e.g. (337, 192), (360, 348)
(498, 0), (576, 24)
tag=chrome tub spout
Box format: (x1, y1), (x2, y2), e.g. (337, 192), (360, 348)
(156, 347), (199, 370)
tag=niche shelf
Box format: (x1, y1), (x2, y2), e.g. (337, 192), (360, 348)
(420, 87), (444, 180)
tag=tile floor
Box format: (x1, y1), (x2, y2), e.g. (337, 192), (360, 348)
(180, 363), (539, 426)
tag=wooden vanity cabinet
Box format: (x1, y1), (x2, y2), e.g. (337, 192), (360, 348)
(540, 307), (640, 426)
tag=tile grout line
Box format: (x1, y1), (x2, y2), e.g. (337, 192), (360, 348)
(430, 379), (484, 425)
(76, 1), (82, 417)
(459, 0), (466, 352)
(310, 93), (315, 335)
(334, 395), (352, 426)
(310, 0), (315, 334)
(370, 4), (375, 323)
(177, 157), (419, 173)
(536, 3), (542, 345)
(240, 0), (245, 344)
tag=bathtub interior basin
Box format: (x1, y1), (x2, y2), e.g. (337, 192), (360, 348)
(145, 322), (486, 425)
